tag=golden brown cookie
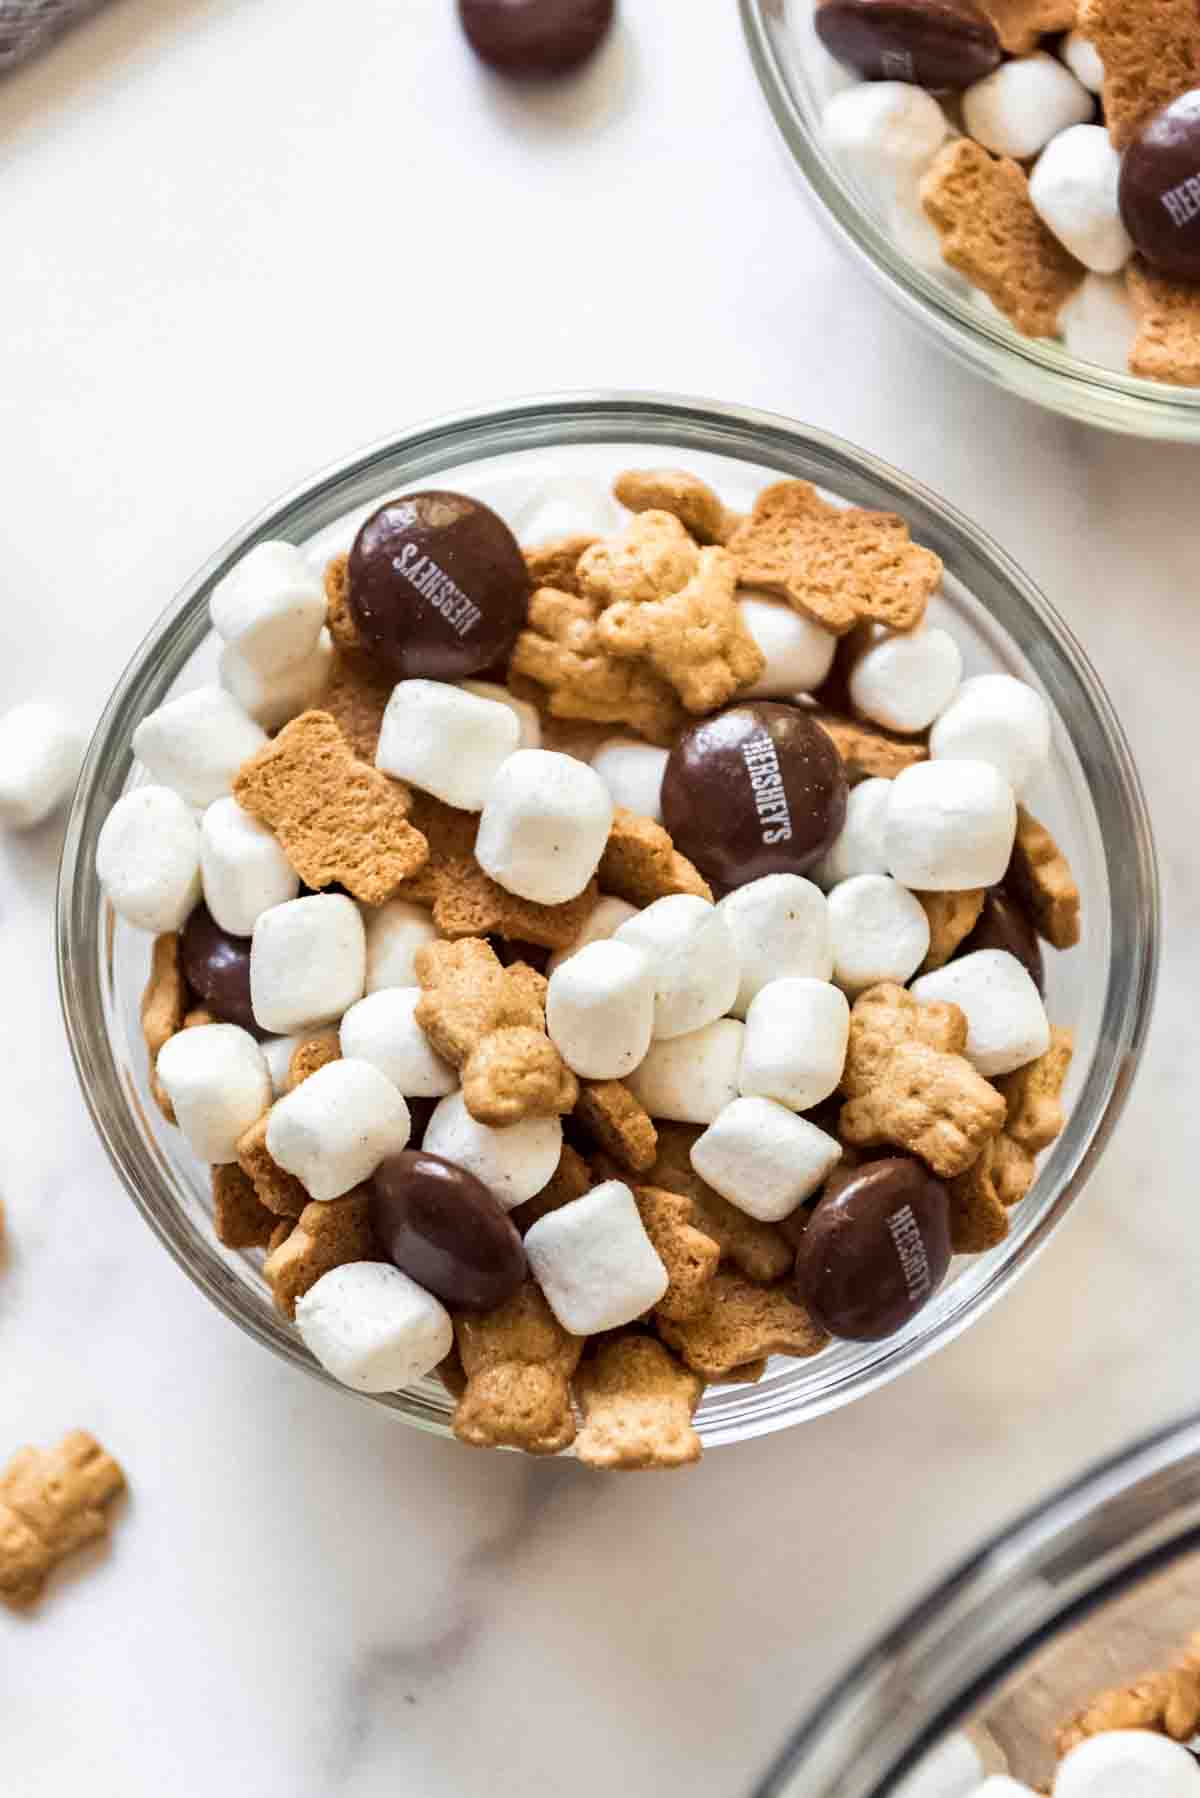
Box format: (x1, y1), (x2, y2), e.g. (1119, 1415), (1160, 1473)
(323, 552), (362, 651)
(212, 1163), (278, 1249)
(1007, 806), (1082, 949)
(645, 1122), (794, 1284)
(657, 1273), (828, 1378)
(574, 1335), (704, 1470)
(947, 1137), (1010, 1253)
(979, 0), (1076, 53)
(1057, 1645), (1200, 1757)
(809, 707), (929, 783)
(523, 534), (598, 596)
(286, 1029), (342, 1091)
(142, 932), (188, 1123)
(917, 889), (986, 975)
(996, 1027), (1074, 1154)
(1127, 260), (1200, 385)
(1079, 0), (1200, 148)
(577, 510), (700, 605)
(452, 1282), (584, 1455)
(634, 1186), (720, 1323)
(0, 1432), (126, 1607)
(596, 545), (765, 714)
(613, 468), (740, 545)
(574, 1080), (658, 1174)
(262, 1192), (377, 1319)
(510, 1143), (593, 1234)
(597, 807), (713, 907)
(236, 1113), (309, 1218)
(509, 586), (687, 746)
(321, 647), (396, 763)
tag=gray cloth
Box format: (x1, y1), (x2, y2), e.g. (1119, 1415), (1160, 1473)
(0, 0), (108, 73)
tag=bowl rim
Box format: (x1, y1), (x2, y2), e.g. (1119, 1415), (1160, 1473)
(56, 388), (1161, 1443)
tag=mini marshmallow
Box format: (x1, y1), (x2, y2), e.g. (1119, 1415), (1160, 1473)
(0, 702), (85, 829)
(524, 1181), (668, 1335)
(132, 684), (268, 808)
(1029, 125), (1132, 274)
(209, 540), (326, 678)
(422, 1090), (562, 1209)
(885, 761), (1017, 892)
(545, 939), (656, 1079)
(1060, 272), (1138, 372)
(891, 170), (962, 273)
(1062, 30), (1105, 95)
(513, 475), (622, 545)
(475, 749), (614, 906)
(963, 53), (1093, 161)
(1054, 1730), (1200, 1798)
(589, 738), (669, 823)
(218, 629), (334, 731)
(626, 1018), (745, 1125)
(976, 1783), (1039, 1797)
(250, 894), (366, 1034)
(339, 988), (457, 1098)
(737, 593), (838, 698)
(376, 679), (520, 812)
(544, 895), (639, 977)
(459, 680), (541, 750)
(96, 786), (203, 933)
(812, 778), (892, 889)
(892, 1735), (1000, 1798)
(717, 874), (832, 1018)
(262, 1033), (305, 1097)
(739, 977), (849, 1111)
(910, 949), (1051, 1078)
(827, 874), (931, 996)
(848, 626), (963, 734)
(930, 674), (1051, 795)
(822, 81), (949, 216)
(691, 1097), (842, 1222)
(200, 796), (299, 937)
(155, 1023), (270, 1164)
(615, 894), (740, 1039)
(362, 898), (440, 993)
(267, 1057), (410, 1201)
(295, 1261), (452, 1393)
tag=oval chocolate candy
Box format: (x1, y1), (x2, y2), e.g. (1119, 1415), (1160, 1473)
(458, 0), (614, 76)
(371, 1149), (527, 1311)
(180, 905), (258, 1035)
(1119, 89), (1200, 280)
(347, 491), (529, 681)
(792, 1157), (951, 1341)
(815, 0), (1001, 89)
(660, 702), (848, 891)
(962, 887), (1044, 993)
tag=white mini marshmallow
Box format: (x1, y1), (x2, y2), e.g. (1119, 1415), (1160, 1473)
(848, 626), (963, 734)
(209, 540), (326, 678)
(1054, 1730), (1200, 1798)
(524, 1181), (668, 1335)
(0, 702), (85, 829)
(262, 1033), (304, 1098)
(362, 898), (440, 993)
(513, 476), (622, 545)
(1060, 272), (1138, 371)
(892, 169), (961, 272)
(267, 1058), (410, 1201)
(976, 1783), (1039, 1798)
(911, 949), (1051, 1078)
(626, 1018), (745, 1125)
(96, 786), (203, 932)
(963, 53), (1093, 161)
(717, 874), (832, 1018)
(155, 1023), (270, 1164)
(250, 894), (366, 1034)
(827, 874), (931, 996)
(1062, 30), (1105, 94)
(737, 593), (838, 698)
(740, 977), (849, 1111)
(892, 1735), (1001, 1798)
(615, 894), (740, 1039)
(422, 1090), (562, 1210)
(376, 679), (520, 812)
(338, 988), (456, 1098)
(545, 939), (656, 1079)
(691, 1097), (842, 1222)
(295, 1262), (452, 1393)
(589, 738), (669, 822)
(200, 796), (299, 937)
(1029, 124), (1132, 274)
(812, 777), (892, 889)
(458, 680), (541, 750)
(822, 81), (949, 216)
(930, 673), (1051, 795)
(218, 629), (334, 731)
(132, 685), (267, 808)
(885, 761), (1017, 892)
(544, 895), (639, 977)
(475, 750), (614, 905)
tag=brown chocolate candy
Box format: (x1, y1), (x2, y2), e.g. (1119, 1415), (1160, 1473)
(347, 491), (529, 681)
(371, 1150), (526, 1311)
(660, 702), (848, 891)
(792, 1157), (951, 1341)
(458, 0), (614, 76)
(962, 887), (1044, 992)
(1120, 90), (1200, 281)
(815, 0), (1001, 88)
(180, 906), (258, 1035)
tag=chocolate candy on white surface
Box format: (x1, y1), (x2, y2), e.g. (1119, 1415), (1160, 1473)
(458, 0), (614, 77)
(815, 0), (1001, 89)
(793, 1157), (952, 1340)
(370, 1150), (526, 1311)
(181, 904), (258, 1033)
(0, 700), (85, 830)
(1120, 90), (1200, 281)
(295, 1261), (453, 1394)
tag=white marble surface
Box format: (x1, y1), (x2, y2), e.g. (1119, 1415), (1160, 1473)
(1, 2), (1197, 1793)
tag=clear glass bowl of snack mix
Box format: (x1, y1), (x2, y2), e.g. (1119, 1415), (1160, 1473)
(757, 1409), (1200, 1796)
(742, 0), (1200, 440)
(57, 391), (1158, 1450)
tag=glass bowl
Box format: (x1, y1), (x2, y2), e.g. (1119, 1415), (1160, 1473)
(57, 391), (1158, 1449)
(741, 0), (1200, 440)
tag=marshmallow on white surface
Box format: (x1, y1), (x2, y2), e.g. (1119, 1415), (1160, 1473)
(96, 786), (203, 933)
(1059, 272), (1138, 372)
(422, 1090), (562, 1209)
(376, 680), (520, 813)
(267, 1058), (410, 1201)
(691, 1098), (842, 1222)
(362, 898), (440, 993)
(524, 1181), (668, 1335)
(459, 680), (542, 750)
(295, 1262), (452, 1394)
(339, 988), (457, 1098)
(911, 949), (1051, 1078)
(545, 940), (656, 1080)
(512, 476), (622, 546)
(828, 874), (931, 996)
(615, 894), (740, 1039)
(250, 894), (366, 1034)
(813, 777), (892, 889)
(0, 702), (85, 829)
(155, 1023), (270, 1164)
(848, 626), (963, 734)
(589, 738), (669, 822)
(544, 895), (639, 977)
(739, 977), (849, 1111)
(885, 761), (1017, 892)
(822, 81), (949, 215)
(963, 53), (1093, 161)
(930, 674), (1051, 795)
(737, 593), (838, 698)
(218, 629), (334, 731)
(1053, 1730), (1200, 1798)
(717, 874), (832, 1017)
(627, 1018), (745, 1125)
(200, 796), (299, 937)
(209, 540), (326, 678)
(132, 685), (267, 808)
(475, 750), (614, 905)
(1062, 30), (1105, 94)
(262, 1033), (305, 1098)
(1029, 125), (1131, 274)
